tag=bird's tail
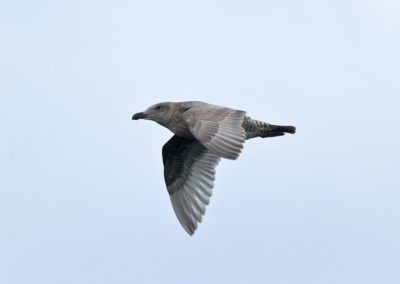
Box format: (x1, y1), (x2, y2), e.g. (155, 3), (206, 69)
(269, 124), (296, 134)
(242, 116), (296, 139)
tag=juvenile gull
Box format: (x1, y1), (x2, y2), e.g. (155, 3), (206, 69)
(132, 101), (295, 235)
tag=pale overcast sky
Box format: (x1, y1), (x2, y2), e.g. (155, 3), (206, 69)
(1, 0), (399, 283)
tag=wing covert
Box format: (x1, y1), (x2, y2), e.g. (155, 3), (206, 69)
(184, 106), (246, 160)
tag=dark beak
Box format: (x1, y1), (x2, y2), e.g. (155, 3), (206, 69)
(132, 112), (147, 120)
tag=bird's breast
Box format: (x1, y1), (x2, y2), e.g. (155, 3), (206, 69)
(164, 116), (194, 139)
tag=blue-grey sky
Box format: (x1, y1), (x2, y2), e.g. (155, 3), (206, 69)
(1, 0), (399, 283)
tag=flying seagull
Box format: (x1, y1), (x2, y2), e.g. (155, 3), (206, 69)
(132, 101), (295, 235)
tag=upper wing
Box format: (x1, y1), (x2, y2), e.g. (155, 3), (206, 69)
(184, 106), (246, 160)
(162, 135), (221, 235)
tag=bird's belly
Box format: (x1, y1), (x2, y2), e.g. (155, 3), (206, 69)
(174, 128), (195, 139)
(169, 124), (195, 139)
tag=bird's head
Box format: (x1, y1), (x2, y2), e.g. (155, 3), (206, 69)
(132, 102), (173, 126)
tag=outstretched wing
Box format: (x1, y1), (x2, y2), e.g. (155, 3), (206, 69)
(162, 135), (221, 235)
(184, 106), (246, 160)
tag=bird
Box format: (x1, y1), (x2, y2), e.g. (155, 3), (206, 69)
(132, 101), (295, 235)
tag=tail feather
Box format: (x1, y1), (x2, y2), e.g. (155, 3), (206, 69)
(242, 116), (296, 140)
(271, 125), (296, 134)
(258, 125), (296, 138)
(259, 131), (286, 138)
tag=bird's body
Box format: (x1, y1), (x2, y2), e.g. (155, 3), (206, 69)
(160, 101), (200, 139)
(132, 101), (295, 235)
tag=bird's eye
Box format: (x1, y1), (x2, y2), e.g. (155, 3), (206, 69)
(156, 106), (162, 110)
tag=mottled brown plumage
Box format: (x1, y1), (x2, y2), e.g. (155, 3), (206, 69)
(132, 101), (295, 235)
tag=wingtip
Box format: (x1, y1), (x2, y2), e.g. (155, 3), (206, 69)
(182, 222), (196, 236)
